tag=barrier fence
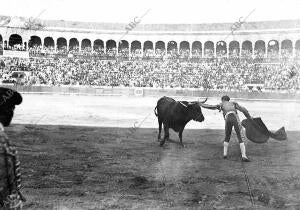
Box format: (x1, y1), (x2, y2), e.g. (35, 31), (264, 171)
(1, 84), (299, 100)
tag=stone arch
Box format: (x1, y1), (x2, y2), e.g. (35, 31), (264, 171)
(204, 41), (214, 57)
(9, 34), (23, 48)
(254, 40), (266, 56)
(44, 37), (54, 48)
(93, 39), (104, 51)
(216, 41), (227, 57)
(28, 35), (42, 48)
(167, 41), (178, 53)
(57, 37), (67, 50)
(229, 41), (240, 56)
(69, 38), (79, 51)
(281, 39), (292, 55)
(81, 39), (91, 50)
(131, 40), (141, 52)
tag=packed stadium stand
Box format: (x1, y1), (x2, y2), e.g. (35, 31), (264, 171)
(0, 16), (299, 91)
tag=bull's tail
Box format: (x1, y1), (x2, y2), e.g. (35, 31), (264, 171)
(154, 106), (158, 117)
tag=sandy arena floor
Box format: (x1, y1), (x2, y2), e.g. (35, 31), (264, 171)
(5, 94), (300, 209)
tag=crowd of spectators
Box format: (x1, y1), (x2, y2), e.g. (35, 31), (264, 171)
(0, 55), (299, 91)
(4, 44), (26, 51)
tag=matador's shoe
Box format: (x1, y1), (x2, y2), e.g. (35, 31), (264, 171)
(242, 157), (251, 162)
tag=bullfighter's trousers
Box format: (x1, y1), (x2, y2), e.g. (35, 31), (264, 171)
(224, 112), (246, 143)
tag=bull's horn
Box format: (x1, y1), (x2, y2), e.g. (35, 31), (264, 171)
(198, 103), (218, 109)
(198, 98), (208, 104)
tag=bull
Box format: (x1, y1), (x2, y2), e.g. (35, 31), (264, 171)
(154, 96), (207, 147)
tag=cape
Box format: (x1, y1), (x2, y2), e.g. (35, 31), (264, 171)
(241, 117), (287, 143)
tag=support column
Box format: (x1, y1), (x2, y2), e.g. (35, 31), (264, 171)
(54, 40), (57, 52)
(292, 41), (295, 57)
(103, 41), (106, 54)
(24, 41), (28, 51)
(4, 40), (8, 49)
(165, 46), (167, 56)
(41, 38), (44, 49)
(214, 43), (217, 57)
(116, 42), (118, 57)
(278, 41), (281, 58)
(79, 41), (82, 52)
(165, 42), (168, 56)
(128, 44), (131, 58)
(190, 42), (193, 59)
(239, 45), (242, 57)
(166, 42), (168, 56)
(226, 45), (229, 58)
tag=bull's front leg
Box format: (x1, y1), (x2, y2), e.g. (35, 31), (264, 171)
(157, 118), (162, 141)
(179, 128), (185, 147)
(160, 123), (169, 146)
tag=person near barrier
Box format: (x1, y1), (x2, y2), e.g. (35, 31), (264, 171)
(0, 87), (25, 210)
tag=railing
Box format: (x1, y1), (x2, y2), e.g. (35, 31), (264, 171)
(0, 84), (299, 100)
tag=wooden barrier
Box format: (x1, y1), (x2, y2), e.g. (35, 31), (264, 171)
(0, 84), (299, 100)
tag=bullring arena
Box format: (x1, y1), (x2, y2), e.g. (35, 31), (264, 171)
(1, 6), (300, 210)
(1, 93), (298, 209)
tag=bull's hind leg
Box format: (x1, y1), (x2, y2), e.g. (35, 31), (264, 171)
(160, 123), (169, 146)
(157, 118), (162, 141)
(179, 129), (185, 147)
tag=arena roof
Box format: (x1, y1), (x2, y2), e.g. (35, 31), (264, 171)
(1, 15), (300, 32)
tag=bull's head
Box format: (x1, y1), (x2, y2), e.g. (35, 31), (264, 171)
(185, 98), (207, 122)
